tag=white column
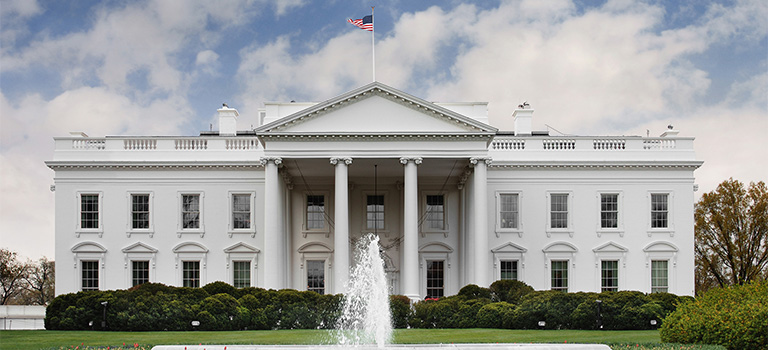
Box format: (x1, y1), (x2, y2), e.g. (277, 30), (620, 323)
(400, 157), (422, 301)
(261, 157), (283, 290)
(470, 157), (491, 287)
(331, 157), (352, 294)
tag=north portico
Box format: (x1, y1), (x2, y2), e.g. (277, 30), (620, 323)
(255, 82), (499, 300)
(48, 82), (700, 298)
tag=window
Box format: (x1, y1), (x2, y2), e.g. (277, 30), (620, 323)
(651, 260), (668, 293)
(425, 195), (445, 230)
(306, 260), (325, 294)
(366, 195), (385, 230)
(80, 194), (100, 229)
(426, 260), (445, 298)
(601, 260), (618, 291)
(306, 195), (325, 230)
(233, 261), (250, 288)
(550, 194), (568, 229)
(499, 194), (519, 229)
(651, 194), (669, 228)
(500, 260), (518, 280)
(81, 260), (99, 291)
(232, 194), (251, 229)
(182, 195), (201, 229)
(600, 194), (618, 229)
(182, 261), (200, 288)
(132, 260), (149, 287)
(551, 260), (568, 292)
(132, 194), (150, 229)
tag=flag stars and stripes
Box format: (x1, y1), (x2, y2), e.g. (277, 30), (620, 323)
(348, 15), (373, 31)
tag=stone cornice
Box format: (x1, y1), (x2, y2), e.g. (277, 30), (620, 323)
(257, 133), (495, 142)
(489, 161), (703, 169)
(45, 161), (264, 170)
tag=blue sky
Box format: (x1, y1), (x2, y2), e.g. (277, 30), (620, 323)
(1, 0), (766, 260)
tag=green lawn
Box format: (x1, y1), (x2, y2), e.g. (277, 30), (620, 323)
(0, 329), (663, 350)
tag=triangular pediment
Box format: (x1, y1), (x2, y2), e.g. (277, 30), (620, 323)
(491, 242), (528, 253)
(256, 82), (497, 135)
(224, 242), (260, 254)
(592, 241), (628, 253)
(122, 242), (158, 253)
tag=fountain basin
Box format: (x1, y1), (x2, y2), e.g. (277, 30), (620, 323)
(152, 344), (610, 350)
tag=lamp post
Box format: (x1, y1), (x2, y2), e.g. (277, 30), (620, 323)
(595, 300), (603, 330)
(100, 301), (108, 329)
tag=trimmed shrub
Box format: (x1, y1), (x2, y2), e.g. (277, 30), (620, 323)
(660, 281), (768, 350)
(389, 295), (413, 328)
(457, 284), (492, 300)
(489, 279), (535, 304)
(477, 302), (515, 328)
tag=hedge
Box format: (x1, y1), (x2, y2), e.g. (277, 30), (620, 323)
(46, 280), (687, 331)
(659, 281), (767, 350)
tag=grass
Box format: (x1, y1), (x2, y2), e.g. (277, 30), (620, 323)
(0, 329), (721, 350)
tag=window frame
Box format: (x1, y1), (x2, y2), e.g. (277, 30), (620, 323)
(224, 242), (259, 288)
(643, 241), (678, 293)
(306, 259), (326, 294)
(550, 260), (569, 292)
(596, 192), (624, 236)
(546, 191), (573, 237)
(492, 242), (527, 282)
(81, 260), (100, 291)
(601, 260), (619, 292)
(131, 260), (150, 287)
(302, 191), (331, 236)
(182, 260), (201, 288)
(425, 259), (445, 298)
(173, 242), (208, 287)
(76, 192), (103, 237)
(126, 192), (154, 237)
(363, 192), (387, 232)
(72, 241), (106, 291)
(420, 192), (449, 235)
(232, 261), (251, 289)
(496, 191), (523, 236)
(500, 260), (519, 281)
(177, 192), (205, 237)
(298, 242), (333, 293)
(229, 192), (256, 237)
(650, 260), (669, 293)
(648, 192), (674, 233)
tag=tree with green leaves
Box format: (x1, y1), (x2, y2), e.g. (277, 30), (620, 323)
(695, 178), (768, 293)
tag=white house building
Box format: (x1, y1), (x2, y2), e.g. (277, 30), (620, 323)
(47, 82), (702, 299)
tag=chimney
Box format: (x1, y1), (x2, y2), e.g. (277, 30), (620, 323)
(217, 103), (239, 136)
(513, 102), (533, 136)
(660, 124), (679, 138)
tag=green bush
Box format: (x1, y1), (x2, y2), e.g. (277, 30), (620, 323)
(660, 281), (768, 350)
(489, 279), (535, 304)
(457, 284), (492, 300)
(389, 295), (413, 328)
(476, 302), (515, 328)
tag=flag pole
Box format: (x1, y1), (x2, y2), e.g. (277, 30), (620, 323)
(371, 6), (375, 82)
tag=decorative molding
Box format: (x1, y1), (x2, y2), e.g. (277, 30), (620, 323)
(259, 157), (283, 166)
(399, 157), (423, 165)
(489, 162), (702, 170)
(329, 157), (353, 166)
(457, 169), (472, 190)
(469, 157), (492, 166)
(48, 162), (263, 170)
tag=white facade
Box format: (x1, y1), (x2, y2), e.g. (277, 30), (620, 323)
(47, 83), (701, 299)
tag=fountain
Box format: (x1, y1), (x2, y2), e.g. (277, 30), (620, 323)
(334, 233), (393, 347)
(152, 233), (609, 350)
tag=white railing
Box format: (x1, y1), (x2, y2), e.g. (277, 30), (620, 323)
(124, 139), (156, 150)
(72, 139), (105, 150)
(593, 139), (626, 150)
(174, 139), (208, 150)
(226, 139), (259, 150)
(543, 139), (576, 150)
(643, 139), (676, 150)
(491, 139), (525, 150)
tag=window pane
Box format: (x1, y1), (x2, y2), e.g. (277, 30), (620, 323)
(366, 195), (385, 230)
(651, 260), (668, 293)
(651, 194), (668, 228)
(551, 260), (568, 292)
(550, 194), (568, 228)
(500, 194), (519, 229)
(307, 195), (325, 229)
(232, 194), (251, 229)
(307, 260), (325, 294)
(426, 195), (445, 230)
(426, 260), (444, 298)
(600, 194), (618, 228)
(132, 260), (150, 286)
(500, 260), (518, 280)
(233, 261), (250, 288)
(81, 260), (99, 290)
(81, 195), (99, 229)
(132, 194), (150, 229)
(601, 260), (618, 291)
(182, 261), (200, 288)
(182, 195), (200, 229)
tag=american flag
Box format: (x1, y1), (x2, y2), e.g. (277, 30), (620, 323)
(347, 15), (373, 31)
